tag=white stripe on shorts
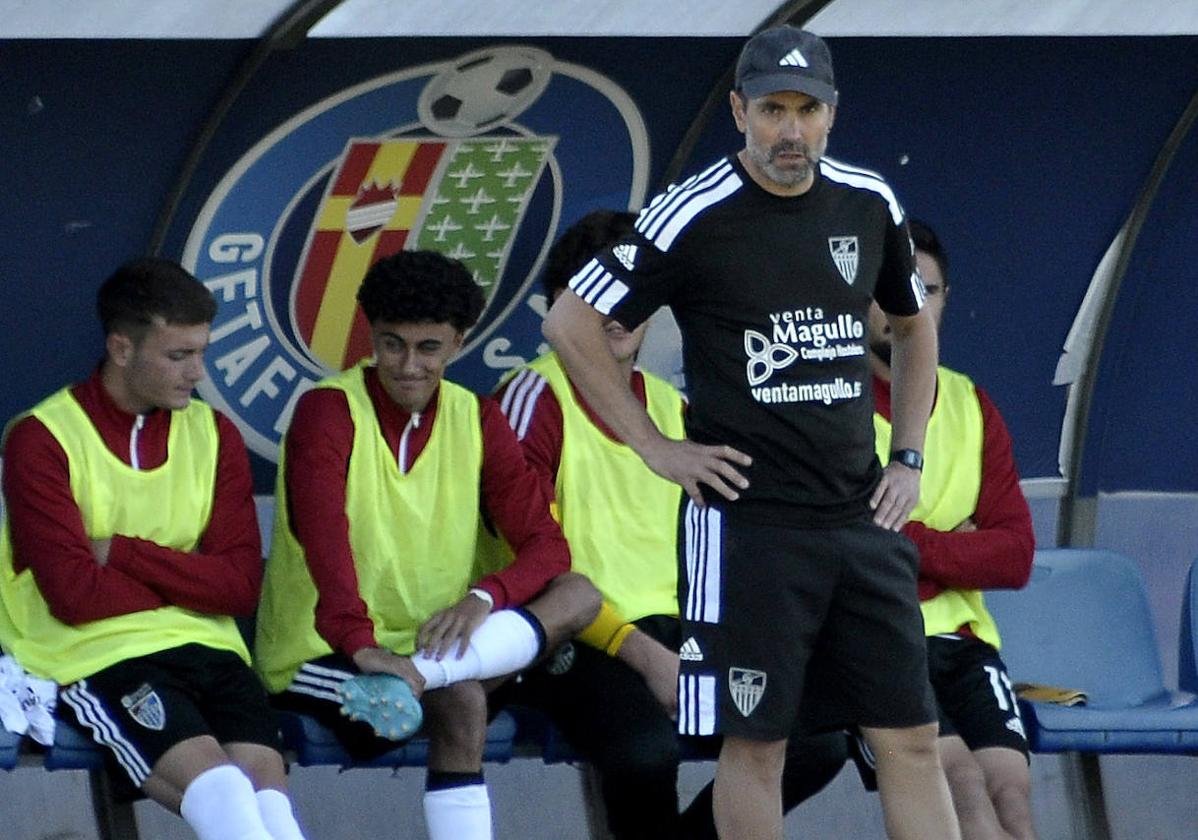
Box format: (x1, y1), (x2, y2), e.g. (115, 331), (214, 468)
(60, 680), (153, 785)
(677, 674), (716, 736)
(683, 500), (722, 623)
(287, 662), (355, 703)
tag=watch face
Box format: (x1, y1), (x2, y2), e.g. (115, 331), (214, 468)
(893, 449), (923, 470)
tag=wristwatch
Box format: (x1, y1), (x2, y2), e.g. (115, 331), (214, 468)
(890, 448), (924, 471)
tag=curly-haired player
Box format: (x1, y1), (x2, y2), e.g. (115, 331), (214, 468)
(255, 250), (599, 840)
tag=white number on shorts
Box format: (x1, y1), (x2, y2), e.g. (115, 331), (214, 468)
(983, 664), (1020, 716)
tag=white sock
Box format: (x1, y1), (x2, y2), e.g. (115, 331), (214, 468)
(256, 788), (307, 840)
(411, 609), (542, 690)
(423, 784), (492, 840)
(179, 765), (273, 840)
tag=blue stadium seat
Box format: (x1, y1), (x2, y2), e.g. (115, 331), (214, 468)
(278, 709), (517, 769)
(0, 727), (21, 770)
(1179, 554), (1198, 694)
(44, 718), (107, 770)
(987, 548), (1198, 753)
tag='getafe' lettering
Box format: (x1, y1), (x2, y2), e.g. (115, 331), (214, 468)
(204, 267), (258, 303)
(240, 357), (297, 408)
(209, 301), (263, 344)
(209, 233), (264, 265)
(199, 232), (313, 439)
(214, 335), (271, 386)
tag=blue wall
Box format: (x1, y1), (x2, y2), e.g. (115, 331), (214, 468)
(2, 35), (1196, 495)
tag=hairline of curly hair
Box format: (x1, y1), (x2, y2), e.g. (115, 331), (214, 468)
(357, 250), (485, 332)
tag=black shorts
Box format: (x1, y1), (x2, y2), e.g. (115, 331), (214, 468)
(849, 634), (1030, 790)
(928, 634), (1029, 756)
(56, 644), (282, 787)
(676, 501), (935, 741)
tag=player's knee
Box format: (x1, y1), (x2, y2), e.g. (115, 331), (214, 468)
(721, 736), (788, 782)
(941, 753), (989, 806)
(225, 742), (287, 790)
(557, 572), (603, 629)
(989, 774), (1035, 837)
(535, 572), (603, 639)
(863, 722), (941, 769)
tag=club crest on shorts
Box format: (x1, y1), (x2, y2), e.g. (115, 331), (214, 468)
(121, 684), (166, 731)
(728, 667), (767, 717)
(181, 45), (649, 461)
(829, 236), (859, 285)
(545, 641), (576, 676)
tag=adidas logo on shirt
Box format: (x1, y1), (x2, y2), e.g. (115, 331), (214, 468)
(680, 637), (704, 662)
(612, 243), (638, 271)
(778, 47), (809, 68)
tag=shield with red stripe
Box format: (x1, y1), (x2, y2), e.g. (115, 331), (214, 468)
(290, 136), (555, 372)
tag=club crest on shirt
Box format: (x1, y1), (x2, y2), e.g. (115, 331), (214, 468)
(181, 45), (649, 462)
(121, 684), (166, 731)
(828, 236), (859, 285)
(729, 667), (767, 717)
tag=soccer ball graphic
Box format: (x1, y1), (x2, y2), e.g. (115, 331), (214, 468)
(417, 46), (553, 137)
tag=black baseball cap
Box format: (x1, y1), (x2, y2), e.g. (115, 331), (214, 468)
(734, 25), (837, 104)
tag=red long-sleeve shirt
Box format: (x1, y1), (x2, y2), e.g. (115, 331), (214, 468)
(2, 370), (262, 625)
(873, 373), (1034, 603)
(282, 367), (570, 658)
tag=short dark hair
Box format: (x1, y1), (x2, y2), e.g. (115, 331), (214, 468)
(542, 210), (637, 300)
(908, 218), (950, 290)
(357, 250), (485, 332)
(97, 258), (217, 339)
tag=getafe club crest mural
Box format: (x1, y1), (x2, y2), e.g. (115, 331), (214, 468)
(183, 45), (649, 460)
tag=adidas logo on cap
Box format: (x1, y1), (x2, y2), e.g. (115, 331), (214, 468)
(735, 25), (838, 104)
(778, 47), (808, 68)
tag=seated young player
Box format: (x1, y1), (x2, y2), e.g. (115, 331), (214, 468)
(0, 259), (307, 840)
(863, 219), (1038, 839)
(255, 249), (599, 840)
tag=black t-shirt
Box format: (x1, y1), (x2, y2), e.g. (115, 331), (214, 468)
(569, 154), (924, 526)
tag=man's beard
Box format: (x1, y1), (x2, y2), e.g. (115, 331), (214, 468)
(747, 140), (813, 187)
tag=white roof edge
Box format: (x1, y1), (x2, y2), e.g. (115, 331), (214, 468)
(2, 0), (1197, 39)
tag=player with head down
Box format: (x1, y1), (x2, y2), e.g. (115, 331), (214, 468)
(0, 258), (307, 840)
